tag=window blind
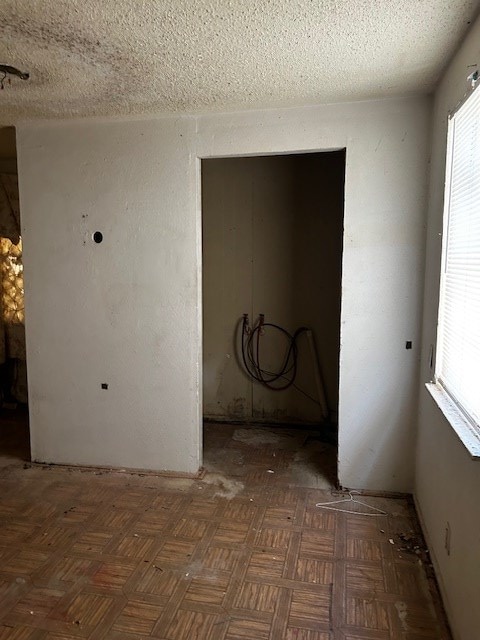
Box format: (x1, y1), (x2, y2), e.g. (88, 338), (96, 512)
(436, 84), (480, 429)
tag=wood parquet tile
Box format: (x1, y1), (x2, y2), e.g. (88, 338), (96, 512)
(0, 422), (451, 639)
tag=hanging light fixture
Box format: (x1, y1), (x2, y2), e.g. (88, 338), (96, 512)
(0, 64), (30, 90)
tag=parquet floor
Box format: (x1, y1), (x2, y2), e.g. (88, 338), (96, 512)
(0, 421), (451, 639)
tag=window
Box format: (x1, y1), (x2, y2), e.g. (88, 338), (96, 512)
(435, 84), (480, 433)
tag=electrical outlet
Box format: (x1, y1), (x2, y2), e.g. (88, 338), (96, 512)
(445, 522), (451, 556)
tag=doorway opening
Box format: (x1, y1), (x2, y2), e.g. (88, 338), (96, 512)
(0, 126), (30, 466)
(202, 150), (345, 487)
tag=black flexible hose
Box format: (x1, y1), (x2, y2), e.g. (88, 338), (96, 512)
(241, 315), (308, 390)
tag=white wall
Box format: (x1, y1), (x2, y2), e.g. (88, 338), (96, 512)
(17, 117), (202, 473)
(198, 99), (430, 490)
(415, 15), (480, 640)
(202, 153), (344, 424)
(16, 96), (430, 490)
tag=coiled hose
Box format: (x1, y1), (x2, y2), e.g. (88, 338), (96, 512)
(241, 313), (308, 391)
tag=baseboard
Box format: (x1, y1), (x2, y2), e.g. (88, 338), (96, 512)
(29, 460), (205, 479)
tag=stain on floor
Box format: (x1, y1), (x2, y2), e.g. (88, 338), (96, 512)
(205, 423), (337, 490)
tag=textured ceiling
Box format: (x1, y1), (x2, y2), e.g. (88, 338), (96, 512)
(0, 0), (479, 123)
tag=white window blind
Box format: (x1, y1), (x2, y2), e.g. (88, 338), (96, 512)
(436, 84), (480, 430)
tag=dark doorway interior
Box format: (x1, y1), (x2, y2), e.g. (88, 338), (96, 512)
(202, 150), (345, 485)
(0, 126), (30, 465)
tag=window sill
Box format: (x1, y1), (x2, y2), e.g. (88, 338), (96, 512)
(425, 383), (480, 460)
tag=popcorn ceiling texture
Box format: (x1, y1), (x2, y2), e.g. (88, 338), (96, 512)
(0, 0), (478, 122)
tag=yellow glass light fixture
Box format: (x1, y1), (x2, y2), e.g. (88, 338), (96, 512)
(0, 237), (24, 324)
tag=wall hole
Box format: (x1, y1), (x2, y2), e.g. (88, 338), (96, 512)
(93, 231), (103, 244)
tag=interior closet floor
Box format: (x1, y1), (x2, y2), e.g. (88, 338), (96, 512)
(203, 422), (337, 490)
(0, 424), (450, 639)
